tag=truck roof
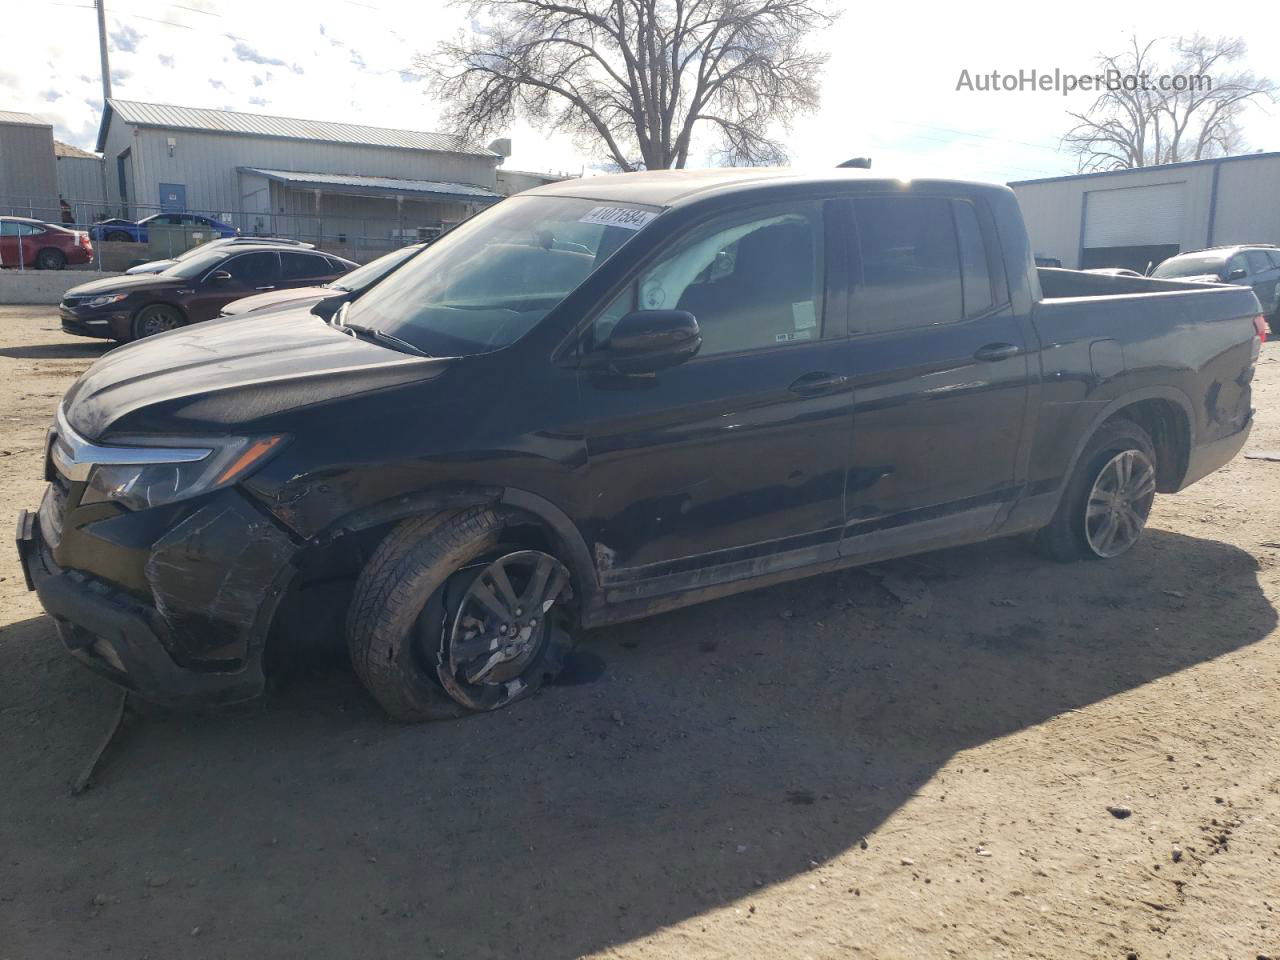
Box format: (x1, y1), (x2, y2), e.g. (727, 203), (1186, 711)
(524, 167), (1009, 208)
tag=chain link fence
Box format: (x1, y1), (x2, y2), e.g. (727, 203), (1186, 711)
(0, 194), (456, 270)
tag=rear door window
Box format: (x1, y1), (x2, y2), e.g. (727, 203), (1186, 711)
(222, 251), (279, 286)
(1246, 250), (1272, 274)
(851, 196), (963, 332)
(953, 200), (994, 317)
(281, 251), (334, 280)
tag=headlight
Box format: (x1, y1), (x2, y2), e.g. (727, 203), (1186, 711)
(86, 293), (128, 308)
(81, 435), (286, 510)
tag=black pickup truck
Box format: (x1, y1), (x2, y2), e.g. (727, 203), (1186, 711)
(16, 169), (1265, 722)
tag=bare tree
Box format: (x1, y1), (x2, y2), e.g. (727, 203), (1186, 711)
(1062, 33), (1274, 172)
(421, 0), (835, 170)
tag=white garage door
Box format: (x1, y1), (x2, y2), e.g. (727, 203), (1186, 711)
(1083, 182), (1186, 247)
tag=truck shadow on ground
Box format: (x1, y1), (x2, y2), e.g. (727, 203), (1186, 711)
(1, 527), (1274, 958)
(0, 341), (114, 360)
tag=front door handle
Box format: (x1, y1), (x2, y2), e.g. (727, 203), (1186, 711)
(255, 285), (276, 291)
(788, 371), (849, 396)
(973, 342), (1020, 362)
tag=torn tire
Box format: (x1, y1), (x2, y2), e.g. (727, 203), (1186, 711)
(346, 507), (577, 722)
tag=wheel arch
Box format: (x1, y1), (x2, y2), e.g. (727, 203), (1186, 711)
(310, 485), (601, 607)
(1064, 387), (1194, 496)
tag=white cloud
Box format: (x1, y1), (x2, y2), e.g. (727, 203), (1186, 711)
(5, 0), (1278, 181)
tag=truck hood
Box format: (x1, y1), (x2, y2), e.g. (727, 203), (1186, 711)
(62, 306), (449, 440)
(66, 273), (181, 297)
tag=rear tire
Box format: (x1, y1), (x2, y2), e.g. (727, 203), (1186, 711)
(106, 230), (132, 242)
(347, 508), (577, 722)
(1035, 419), (1157, 562)
(35, 248), (66, 270)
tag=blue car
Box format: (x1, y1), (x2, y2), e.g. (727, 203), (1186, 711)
(90, 212), (239, 243)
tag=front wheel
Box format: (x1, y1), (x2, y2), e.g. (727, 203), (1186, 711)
(105, 230), (133, 242)
(1035, 419), (1158, 562)
(347, 508), (577, 722)
(131, 304), (183, 340)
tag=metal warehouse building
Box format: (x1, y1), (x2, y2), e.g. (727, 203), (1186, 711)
(0, 110), (57, 204)
(1010, 152), (1280, 273)
(96, 98), (506, 250)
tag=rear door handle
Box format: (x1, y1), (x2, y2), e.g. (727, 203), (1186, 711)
(788, 371), (849, 396)
(973, 342), (1020, 362)
(255, 285), (275, 291)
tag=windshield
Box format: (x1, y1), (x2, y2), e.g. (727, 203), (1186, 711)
(331, 244), (423, 292)
(343, 195), (660, 356)
(1152, 255), (1226, 279)
(163, 249), (232, 278)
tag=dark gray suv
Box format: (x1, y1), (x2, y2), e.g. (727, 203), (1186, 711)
(1153, 245), (1280, 334)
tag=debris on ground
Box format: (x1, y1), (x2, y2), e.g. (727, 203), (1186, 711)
(867, 568), (933, 618)
(1107, 804), (1133, 819)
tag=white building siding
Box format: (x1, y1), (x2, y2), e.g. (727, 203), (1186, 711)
(55, 154), (106, 205)
(119, 125), (498, 217)
(1011, 154), (1280, 269)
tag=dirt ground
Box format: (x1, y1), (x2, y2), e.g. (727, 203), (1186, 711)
(1, 304), (1278, 960)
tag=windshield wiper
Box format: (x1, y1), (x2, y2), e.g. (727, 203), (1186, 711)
(336, 319), (431, 357)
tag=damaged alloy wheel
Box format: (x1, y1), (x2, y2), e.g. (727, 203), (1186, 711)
(436, 550), (572, 711)
(347, 507), (577, 722)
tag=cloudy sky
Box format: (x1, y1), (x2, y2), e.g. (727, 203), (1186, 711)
(5, 0), (1279, 183)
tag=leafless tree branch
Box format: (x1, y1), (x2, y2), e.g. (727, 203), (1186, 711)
(420, 0), (836, 169)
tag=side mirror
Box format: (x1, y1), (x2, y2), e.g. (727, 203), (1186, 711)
(600, 310), (701, 374)
(1227, 268), (1248, 282)
(310, 292), (348, 321)
(209, 270), (234, 283)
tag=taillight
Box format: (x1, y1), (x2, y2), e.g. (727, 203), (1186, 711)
(78, 232), (92, 248)
(1252, 314), (1267, 360)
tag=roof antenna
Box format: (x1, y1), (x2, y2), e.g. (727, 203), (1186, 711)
(837, 157), (872, 169)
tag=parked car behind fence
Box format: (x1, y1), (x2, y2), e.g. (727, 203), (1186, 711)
(0, 216), (93, 270)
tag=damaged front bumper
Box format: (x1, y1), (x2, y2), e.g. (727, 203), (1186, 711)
(15, 489), (298, 707)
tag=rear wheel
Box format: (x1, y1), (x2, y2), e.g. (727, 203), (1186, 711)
(35, 248), (66, 270)
(131, 304), (183, 340)
(347, 508), (577, 722)
(106, 230), (132, 242)
(1036, 419), (1157, 562)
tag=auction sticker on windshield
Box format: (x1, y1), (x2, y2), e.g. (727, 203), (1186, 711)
(579, 206), (658, 230)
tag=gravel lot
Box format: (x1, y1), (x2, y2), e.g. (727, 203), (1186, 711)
(2, 305), (1279, 960)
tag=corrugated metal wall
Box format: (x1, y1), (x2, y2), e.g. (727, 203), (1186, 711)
(1009, 157), (1280, 268)
(108, 122), (498, 215)
(55, 154), (106, 205)
(1210, 157), (1280, 246)
(0, 121), (57, 203)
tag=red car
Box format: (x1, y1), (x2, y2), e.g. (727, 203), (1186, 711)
(0, 216), (94, 270)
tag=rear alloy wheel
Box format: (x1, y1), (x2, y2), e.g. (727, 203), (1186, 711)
(1083, 449), (1157, 558)
(347, 508), (578, 722)
(1035, 419), (1158, 562)
(35, 248), (66, 270)
(132, 304), (182, 340)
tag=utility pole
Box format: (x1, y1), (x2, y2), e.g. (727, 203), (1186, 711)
(96, 0), (112, 102)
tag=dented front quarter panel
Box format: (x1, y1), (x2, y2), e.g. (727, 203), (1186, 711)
(144, 494), (298, 668)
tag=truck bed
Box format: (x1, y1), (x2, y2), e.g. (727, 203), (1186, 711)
(1023, 267), (1260, 508)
